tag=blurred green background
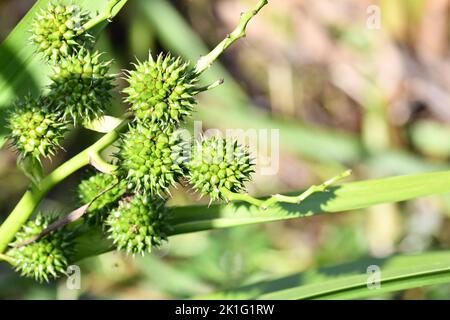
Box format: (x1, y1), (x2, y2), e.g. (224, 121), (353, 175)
(1, 0), (450, 299)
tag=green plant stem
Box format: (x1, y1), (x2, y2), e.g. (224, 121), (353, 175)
(79, 0), (128, 34)
(0, 253), (15, 266)
(196, 79), (224, 93)
(88, 151), (118, 174)
(220, 188), (265, 207)
(193, 0), (268, 75)
(261, 170), (352, 208)
(0, 120), (128, 254)
(220, 170), (351, 209)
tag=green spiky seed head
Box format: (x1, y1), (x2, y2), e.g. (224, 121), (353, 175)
(30, 2), (91, 61)
(123, 53), (198, 129)
(106, 195), (169, 255)
(116, 124), (186, 196)
(77, 172), (127, 223)
(7, 96), (67, 160)
(187, 136), (254, 201)
(8, 214), (73, 282)
(48, 48), (114, 125)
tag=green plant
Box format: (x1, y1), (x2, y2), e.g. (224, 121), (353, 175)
(1, 0), (277, 282)
(115, 124), (186, 196)
(0, 0), (449, 299)
(123, 53), (198, 128)
(77, 172), (126, 223)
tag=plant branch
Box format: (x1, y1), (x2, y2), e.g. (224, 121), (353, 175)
(193, 0), (268, 75)
(79, 0), (129, 34)
(0, 253), (15, 266)
(220, 188), (264, 207)
(14, 179), (119, 248)
(220, 170), (351, 209)
(88, 151), (118, 174)
(74, 170), (450, 261)
(0, 120), (128, 253)
(261, 170), (352, 208)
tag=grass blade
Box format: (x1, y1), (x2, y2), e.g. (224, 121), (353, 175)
(169, 170), (450, 234)
(73, 170), (450, 261)
(198, 251), (450, 300)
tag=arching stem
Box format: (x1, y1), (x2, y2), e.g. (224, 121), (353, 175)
(221, 188), (265, 207)
(194, 0), (268, 75)
(261, 170), (352, 208)
(221, 170), (352, 209)
(88, 151), (118, 174)
(0, 253), (15, 266)
(78, 0), (129, 35)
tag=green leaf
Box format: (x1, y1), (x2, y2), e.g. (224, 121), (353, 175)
(74, 170), (450, 261)
(168, 170), (450, 234)
(198, 251), (450, 300)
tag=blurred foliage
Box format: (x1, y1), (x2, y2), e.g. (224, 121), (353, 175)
(1, 0), (450, 299)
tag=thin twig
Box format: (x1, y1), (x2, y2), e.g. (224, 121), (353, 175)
(222, 170), (352, 209)
(0, 253), (15, 266)
(261, 170), (352, 208)
(221, 188), (264, 207)
(88, 151), (118, 174)
(14, 180), (120, 248)
(78, 0), (128, 35)
(194, 0), (268, 75)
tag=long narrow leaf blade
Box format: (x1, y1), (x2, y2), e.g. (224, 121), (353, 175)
(198, 251), (450, 300)
(74, 170), (450, 261)
(169, 170), (450, 234)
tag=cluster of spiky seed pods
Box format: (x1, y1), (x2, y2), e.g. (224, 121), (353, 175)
(5, 1), (255, 282)
(7, 3), (114, 162)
